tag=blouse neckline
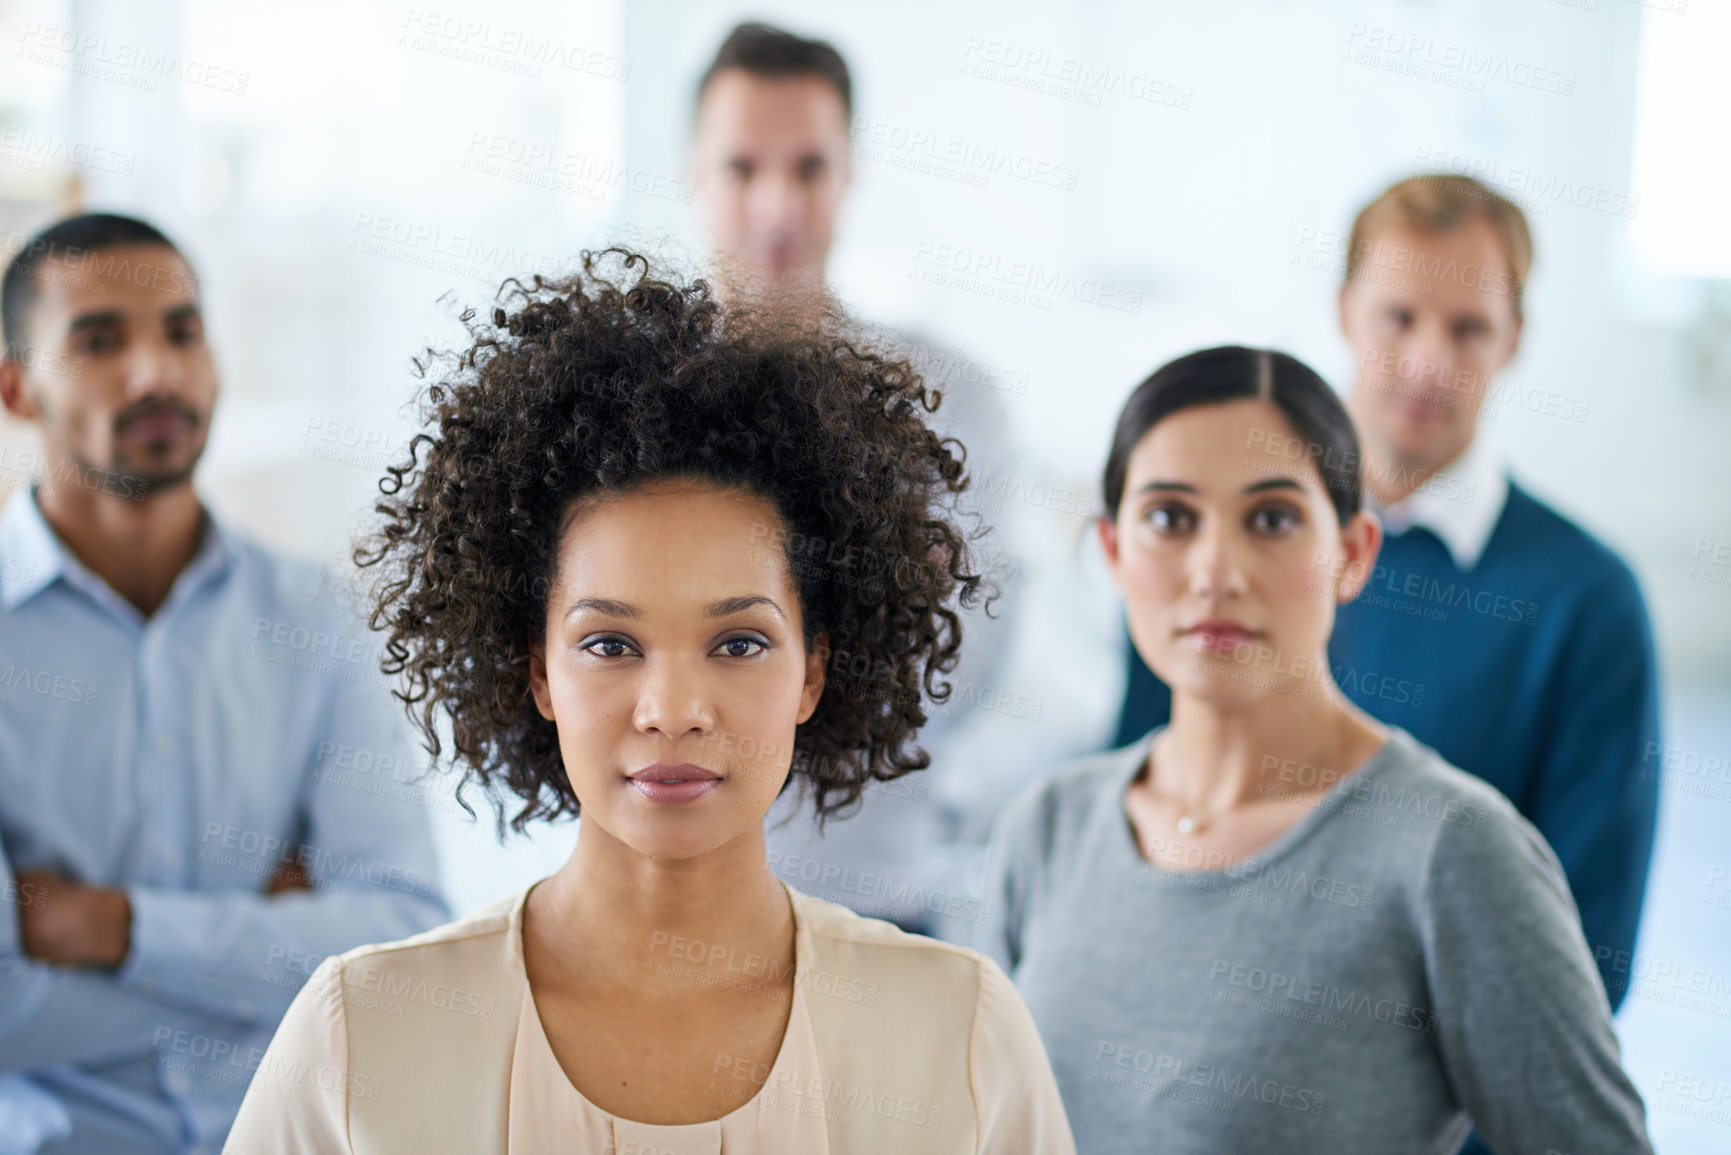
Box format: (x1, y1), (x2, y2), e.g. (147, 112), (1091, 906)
(505, 877), (824, 1139)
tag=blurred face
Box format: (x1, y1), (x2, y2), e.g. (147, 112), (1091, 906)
(528, 479), (828, 862)
(1338, 218), (1522, 483)
(691, 69), (851, 299)
(0, 244), (215, 493)
(1098, 400), (1380, 710)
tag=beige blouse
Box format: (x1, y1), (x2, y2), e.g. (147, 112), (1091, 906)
(223, 881), (1074, 1153)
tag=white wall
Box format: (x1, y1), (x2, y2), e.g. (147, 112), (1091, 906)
(622, 0), (1731, 681)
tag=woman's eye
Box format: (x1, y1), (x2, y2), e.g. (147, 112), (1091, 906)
(1249, 506), (1300, 535)
(582, 637), (634, 659)
(1144, 504), (1194, 533)
(715, 636), (767, 659)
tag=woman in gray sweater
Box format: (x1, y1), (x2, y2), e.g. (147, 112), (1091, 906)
(978, 346), (1651, 1155)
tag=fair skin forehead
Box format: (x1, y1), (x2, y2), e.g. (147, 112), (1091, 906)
(1118, 400), (1336, 534)
(692, 70), (850, 173)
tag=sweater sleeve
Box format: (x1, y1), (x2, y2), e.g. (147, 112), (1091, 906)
(972, 776), (1056, 975)
(1520, 562), (1660, 1011)
(1418, 794), (1653, 1155)
(223, 956), (356, 1154)
(968, 953), (1076, 1154)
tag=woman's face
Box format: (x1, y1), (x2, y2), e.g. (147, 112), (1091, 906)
(529, 478), (827, 862)
(1099, 399), (1380, 710)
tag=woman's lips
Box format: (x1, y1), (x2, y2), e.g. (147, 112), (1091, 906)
(627, 764), (721, 805)
(1180, 621), (1259, 656)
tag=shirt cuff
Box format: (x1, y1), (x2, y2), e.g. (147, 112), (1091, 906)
(116, 885), (206, 998)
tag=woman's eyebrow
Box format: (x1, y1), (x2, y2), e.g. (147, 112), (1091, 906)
(1243, 477), (1305, 494)
(1134, 481), (1197, 495)
(564, 597), (639, 621)
(706, 595), (785, 621)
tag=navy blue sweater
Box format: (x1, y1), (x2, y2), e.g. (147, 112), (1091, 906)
(1112, 481), (1661, 1012)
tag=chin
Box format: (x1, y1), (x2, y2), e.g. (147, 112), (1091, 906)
(1152, 651), (1276, 713)
(614, 808), (748, 862)
(1368, 418), (1438, 466)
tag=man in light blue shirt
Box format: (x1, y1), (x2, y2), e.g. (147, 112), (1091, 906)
(0, 213), (448, 1154)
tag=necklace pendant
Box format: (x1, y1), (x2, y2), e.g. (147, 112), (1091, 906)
(1176, 815), (1199, 835)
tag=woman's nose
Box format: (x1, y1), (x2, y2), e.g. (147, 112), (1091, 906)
(631, 655), (716, 739)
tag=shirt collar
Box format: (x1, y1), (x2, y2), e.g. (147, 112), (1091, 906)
(1371, 436), (1509, 571)
(0, 487), (238, 616)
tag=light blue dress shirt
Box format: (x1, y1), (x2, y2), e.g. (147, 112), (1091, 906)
(0, 489), (449, 1154)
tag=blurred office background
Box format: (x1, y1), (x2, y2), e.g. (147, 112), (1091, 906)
(0, 0), (1726, 1149)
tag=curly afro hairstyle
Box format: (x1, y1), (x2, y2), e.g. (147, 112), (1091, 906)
(356, 249), (986, 834)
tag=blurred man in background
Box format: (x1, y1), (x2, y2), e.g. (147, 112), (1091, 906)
(690, 21), (851, 320)
(0, 213), (448, 1154)
(690, 22), (1085, 940)
(1112, 177), (1661, 1042)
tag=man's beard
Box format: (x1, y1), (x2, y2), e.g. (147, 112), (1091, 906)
(69, 446), (197, 500)
(72, 401), (207, 499)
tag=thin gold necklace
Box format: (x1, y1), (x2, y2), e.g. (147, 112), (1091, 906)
(1161, 715), (1350, 837)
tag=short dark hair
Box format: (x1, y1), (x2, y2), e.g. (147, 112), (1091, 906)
(1, 212), (185, 359)
(1102, 345), (1363, 527)
(696, 21), (852, 120)
(356, 248), (984, 834)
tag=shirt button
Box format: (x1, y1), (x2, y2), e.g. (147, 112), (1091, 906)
(155, 733), (175, 756)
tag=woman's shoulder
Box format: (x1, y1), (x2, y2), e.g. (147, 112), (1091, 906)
(333, 889), (518, 963)
(782, 888), (1066, 1148)
(312, 889), (527, 1027)
(790, 886), (982, 959)
(1363, 728), (1529, 833)
(1358, 728), (1564, 884)
(788, 886), (1000, 999)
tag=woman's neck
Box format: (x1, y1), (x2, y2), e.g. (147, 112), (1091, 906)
(1154, 681), (1376, 814)
(526, 824), (795, 996)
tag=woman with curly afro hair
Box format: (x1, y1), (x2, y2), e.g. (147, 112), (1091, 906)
(225, 250), (1075, 1155)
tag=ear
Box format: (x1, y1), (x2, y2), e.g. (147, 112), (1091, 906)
(528, 641), (556, 722)
(1097, 515), (1124, 593)
(797, 632), (829, 724)
(1333, 510), (1384, 604)
(0, 359), (41, 421)
(1336, 281), (1353, 342)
